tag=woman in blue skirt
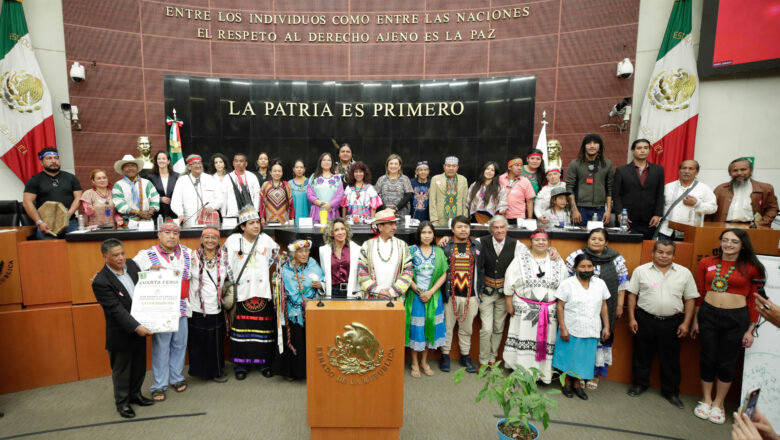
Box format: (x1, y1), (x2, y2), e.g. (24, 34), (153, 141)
(405, 221), (448, 378)
(552, 253), (610, 400)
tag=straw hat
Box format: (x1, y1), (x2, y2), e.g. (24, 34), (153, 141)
(371, 208), (399, 225)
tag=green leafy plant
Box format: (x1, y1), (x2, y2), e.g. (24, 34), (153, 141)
(454, 362), (561, 439)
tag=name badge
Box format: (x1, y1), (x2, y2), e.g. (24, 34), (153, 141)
(707, 265), (716, 272)
(585, 177), (594, 184)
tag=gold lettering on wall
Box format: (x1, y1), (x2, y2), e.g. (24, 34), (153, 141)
(162, 5), (532, 43)
(226, 101), (465, 118)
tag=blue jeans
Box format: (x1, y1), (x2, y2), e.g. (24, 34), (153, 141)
(577, 206), (606, 227)
(36, 218), (78, 240)
(150, 315), (188, 392)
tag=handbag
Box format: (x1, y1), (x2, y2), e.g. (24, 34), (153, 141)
(221, 237), (258, 311)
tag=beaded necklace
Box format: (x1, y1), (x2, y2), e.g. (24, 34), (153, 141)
(711, 262), (736, 292)
(449, 240), (475, 322)
(377, 237), (394, 263)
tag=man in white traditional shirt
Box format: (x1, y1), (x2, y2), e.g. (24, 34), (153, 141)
(170, 154), (222, 227)
(357, 208), (413, 300)
(709, 157), (778, 226)
(132, 221), (192, 401)
(221, 153), (260, 219)
(657, 160), (717, 240)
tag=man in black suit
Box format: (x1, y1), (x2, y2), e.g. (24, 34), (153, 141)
(613, 139), (665, 239)
(92, 238), (154, 418)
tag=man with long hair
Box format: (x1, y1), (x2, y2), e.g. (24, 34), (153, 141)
(565, 134), (614, 226)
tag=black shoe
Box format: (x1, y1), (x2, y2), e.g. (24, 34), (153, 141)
(129, 395), (154, 406)
(440, 354), (451, 372)
(260, 367), (274, 378)
(663, 393), (684, 409)
(213, 374), (229, 383)
(117, 405), (135, 419)
(574, 387), (588, 400)
(627, 385), (647, 397)
(459, 357), (477, 374)
(562, 385), (574, 398)
(235, 370), (247, 380)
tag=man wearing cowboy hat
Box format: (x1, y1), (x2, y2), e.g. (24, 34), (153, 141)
(357, 208), (413, 299)
(112, 154), (160, 222)
(170, 154), (222, 227)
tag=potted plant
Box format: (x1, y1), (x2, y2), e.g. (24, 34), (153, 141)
(454, 362), (561, 440)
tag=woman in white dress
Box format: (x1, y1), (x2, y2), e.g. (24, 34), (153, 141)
(503, 229), (568, 383)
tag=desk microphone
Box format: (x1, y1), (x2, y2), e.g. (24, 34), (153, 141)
(181, 202), (210, 227)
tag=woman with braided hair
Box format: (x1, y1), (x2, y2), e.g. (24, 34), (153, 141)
(275, 239), (324, 381)
(187, 228), (229, 383)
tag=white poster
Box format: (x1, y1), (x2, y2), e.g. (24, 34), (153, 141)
(130, 270), (182, 333)
(742, 254), (780, 427)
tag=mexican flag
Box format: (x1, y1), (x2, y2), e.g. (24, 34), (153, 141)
(639, 0), (699, 184)
(166, 110), (184, 173)
(0, 0), (56, 183)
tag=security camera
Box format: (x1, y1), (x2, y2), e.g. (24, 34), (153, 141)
(70, 62), (85, 82)
(70, 105), (82, 131)
(609, 97), (632, 118)
(616, 58), (633, 79)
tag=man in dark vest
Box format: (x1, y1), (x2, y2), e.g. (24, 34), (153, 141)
(477, 215), (517, 367)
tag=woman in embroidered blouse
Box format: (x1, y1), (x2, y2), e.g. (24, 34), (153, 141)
(405, 221), (448, 378)
(411, 161), (431, 221)
(375, 154), (414, 217)
(564, 227), (628, 389)
(553, 253), (610, 401)
(522, 149), (547, 194)
(187, 228), (228, 383)
(690, 229), (764, 425)
(306, 152), (344, 221)
(259, 160), (294, 224)
(320, 218), (361, 298)
(466, 161), (508, 221)
(341, 161), (381, 224)
(80, 169), (121, 227)
(276, 239), (324, 381)
(208, 153), (231, 184)
(503, 229), (568, 383)
(289, 159), (310, 224)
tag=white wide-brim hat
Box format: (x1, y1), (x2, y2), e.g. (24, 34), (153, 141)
(114, 154), (145, 175)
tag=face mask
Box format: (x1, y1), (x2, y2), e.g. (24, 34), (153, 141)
(577, 271), (594, 281)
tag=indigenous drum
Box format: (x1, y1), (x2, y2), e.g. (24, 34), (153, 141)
(38, 201), (70, 236)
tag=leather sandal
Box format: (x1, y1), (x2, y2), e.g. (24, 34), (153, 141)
(151, 389), (166, 401)
(172, 381), (187, 392)
(410, 364), (421, 378)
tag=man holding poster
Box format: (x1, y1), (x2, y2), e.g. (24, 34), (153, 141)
(133, 221), (192, 402)
(92, 238), (154, 419)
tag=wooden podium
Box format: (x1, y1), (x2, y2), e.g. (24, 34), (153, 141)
(670, 221), (780, 273)
(306, 300), (405, 440)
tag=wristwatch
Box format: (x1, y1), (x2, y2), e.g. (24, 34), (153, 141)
(35, 219), (43, 226)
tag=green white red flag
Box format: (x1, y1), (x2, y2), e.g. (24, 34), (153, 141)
(639, 0), (699, 183)
(0, 0), (56, 183)
(166, 109), (184, 173)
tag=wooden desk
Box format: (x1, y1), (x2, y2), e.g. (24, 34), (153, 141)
(669, 221), (780, 273)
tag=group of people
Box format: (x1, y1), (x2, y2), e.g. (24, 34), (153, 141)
(27, 136), (773, 431)
(23, 135), (778, 244)
(93, 198), (772, 433)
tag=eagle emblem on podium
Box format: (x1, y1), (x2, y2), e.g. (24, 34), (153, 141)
(328, 322), (384, 375)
